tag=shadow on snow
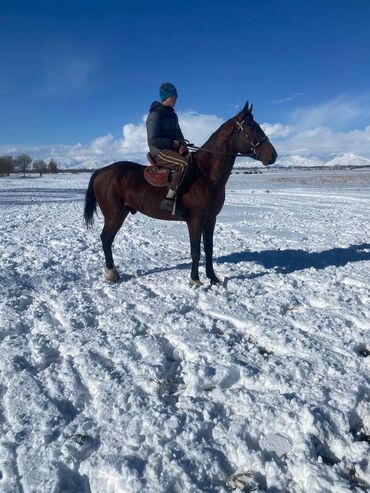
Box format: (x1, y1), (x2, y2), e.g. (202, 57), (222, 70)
(127, 243), (370, 282)
(215, 243), (370, 275)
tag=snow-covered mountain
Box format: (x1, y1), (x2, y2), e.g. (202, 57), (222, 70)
(274, 154), (324, 168)
(325, 153), (370, 168)
(235, 152), (370, 170)
(41, 151), (146, 170)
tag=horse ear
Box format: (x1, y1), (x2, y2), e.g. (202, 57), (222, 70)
(242, 101), (253, 116)
(242, 101), (249, 115)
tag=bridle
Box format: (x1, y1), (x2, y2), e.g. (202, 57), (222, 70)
(185, 118), (269, 157)
(234, 118), (269, 157)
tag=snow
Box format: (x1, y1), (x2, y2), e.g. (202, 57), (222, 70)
(0, 168), (369, 492)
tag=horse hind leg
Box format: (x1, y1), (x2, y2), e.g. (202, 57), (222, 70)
(100, 208), (129, 283)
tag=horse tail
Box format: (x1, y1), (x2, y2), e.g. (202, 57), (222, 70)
(84, 170), (100, 228)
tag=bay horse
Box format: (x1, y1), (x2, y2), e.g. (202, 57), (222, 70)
(84, 102), (277, 285)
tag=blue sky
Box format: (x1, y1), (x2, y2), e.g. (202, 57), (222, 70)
(1, 0), (370, 161)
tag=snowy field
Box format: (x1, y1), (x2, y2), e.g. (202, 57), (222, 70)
(0, 168), (369, 493)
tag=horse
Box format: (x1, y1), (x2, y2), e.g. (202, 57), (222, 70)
(84, 102), (277, 285)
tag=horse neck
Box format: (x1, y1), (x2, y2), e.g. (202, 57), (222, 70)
(195, 120), (237, 187)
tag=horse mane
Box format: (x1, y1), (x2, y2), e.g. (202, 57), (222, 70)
(192, 117), (236, 177)
(198, 118), (234, 151)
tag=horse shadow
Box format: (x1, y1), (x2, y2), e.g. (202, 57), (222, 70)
(215, 243), (370, 276)
(131, 243), (370, 282)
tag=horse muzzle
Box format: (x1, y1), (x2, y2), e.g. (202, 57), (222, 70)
(262, 148), (278, 166)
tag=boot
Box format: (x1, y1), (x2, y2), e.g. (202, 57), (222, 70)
(160, 197), (176, 214)
(160, 188), (177, 214)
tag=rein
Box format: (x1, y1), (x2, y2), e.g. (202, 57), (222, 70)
(185, 119), (269, 158)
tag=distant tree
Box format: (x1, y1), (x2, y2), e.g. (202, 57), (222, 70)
(0, 155), (14, 176)
(33, 159), (48, 177)
(48, 159), (58, 174)
(15, 153), (32, 177)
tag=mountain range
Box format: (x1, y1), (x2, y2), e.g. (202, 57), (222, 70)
(235, 153), (370, 169)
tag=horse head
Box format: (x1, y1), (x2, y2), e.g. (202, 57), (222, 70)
(234, 101), (277, 166)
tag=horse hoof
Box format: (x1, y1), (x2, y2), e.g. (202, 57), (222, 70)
(106, 267), (120, 283)
(210, 277), (221, 285)
(190, 278), (203, 288)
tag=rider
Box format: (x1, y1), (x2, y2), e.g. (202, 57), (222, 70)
(146, 82), (188, 213)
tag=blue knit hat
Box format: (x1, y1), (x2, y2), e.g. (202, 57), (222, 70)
(160, 82), (178, 102)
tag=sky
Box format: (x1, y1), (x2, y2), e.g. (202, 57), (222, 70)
(1, 0), (370, 164)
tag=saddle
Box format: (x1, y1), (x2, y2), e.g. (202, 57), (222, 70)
(143, 153), (172, 187)
(144, 147), (193, 188)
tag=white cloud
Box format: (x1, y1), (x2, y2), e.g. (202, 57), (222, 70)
(262, 95), (370, 157)
(273, 92), (304, 104)
(291, 95), (370, 130)
(0, 111), (225, 168)
(122, 119), (148, 152)
(269, 124), (370, 157)
(40, 39), (99, 97)
(178, 111), (224, 145)
(261, 123), (293, 138)
(90, 134), (115, 154)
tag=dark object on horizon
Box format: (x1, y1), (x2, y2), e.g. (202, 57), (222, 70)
(33, 159), (48, 177)
(84, 102), (277, 285)
(48, 159), (58, 174)
(15, 153), (32, 177)
(0, 155), (14, 176)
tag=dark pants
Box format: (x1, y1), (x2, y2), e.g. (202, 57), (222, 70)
(155, 150), (188, 192)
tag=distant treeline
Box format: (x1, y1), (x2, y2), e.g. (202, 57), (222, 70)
(0, 154), (58, 177)
(56, 168), (96, 174)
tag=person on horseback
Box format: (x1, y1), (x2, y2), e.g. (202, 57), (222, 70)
(146, 82), (188, 213)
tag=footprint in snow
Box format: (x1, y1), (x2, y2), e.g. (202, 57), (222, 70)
(354, 343), (370, 358)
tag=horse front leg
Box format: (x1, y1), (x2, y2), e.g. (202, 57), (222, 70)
(187, 217), (203, 286)
(203, 216), (220, 284)
(100, 209), (129, 283)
